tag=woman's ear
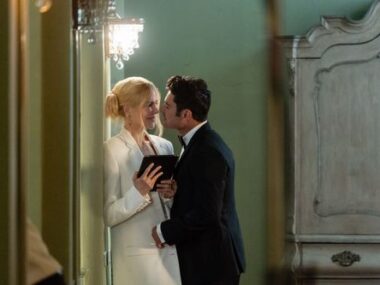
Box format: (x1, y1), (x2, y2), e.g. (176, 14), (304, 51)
(122, 104), (130, 115)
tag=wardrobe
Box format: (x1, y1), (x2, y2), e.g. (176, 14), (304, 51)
(280, 1), (380, 284)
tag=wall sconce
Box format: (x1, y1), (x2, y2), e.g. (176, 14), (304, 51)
(106, 18), (144, 69)
(74, 0), (144, 70)
(34, 0), (52, 13)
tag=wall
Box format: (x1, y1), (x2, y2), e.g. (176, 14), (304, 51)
(117, 1), (268, 284)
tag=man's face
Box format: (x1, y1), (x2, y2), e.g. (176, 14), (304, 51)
(161, 92), (182, 130)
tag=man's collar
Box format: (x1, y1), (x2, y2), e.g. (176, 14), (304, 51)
(181, 121), (208, 146)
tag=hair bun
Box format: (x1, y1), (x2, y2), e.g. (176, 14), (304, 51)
(105, 92), (121, 118)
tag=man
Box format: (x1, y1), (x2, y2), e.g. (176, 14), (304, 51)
(152, 75), (246, 285)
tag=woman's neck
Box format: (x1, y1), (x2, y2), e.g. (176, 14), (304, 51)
(124, 124), (147, 147)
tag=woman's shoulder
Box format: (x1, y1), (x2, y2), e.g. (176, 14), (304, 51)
(104, 134), (125, 151)
(104, 134), (120, 145)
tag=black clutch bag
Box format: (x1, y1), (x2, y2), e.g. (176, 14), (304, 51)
(137, 155), (178, 189)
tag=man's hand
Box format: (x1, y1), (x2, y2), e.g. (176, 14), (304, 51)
(156, 179), (177, 199)
(152, 226), (165, 249)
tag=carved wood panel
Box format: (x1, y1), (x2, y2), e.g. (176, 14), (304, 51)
(282, 0), (380, 240)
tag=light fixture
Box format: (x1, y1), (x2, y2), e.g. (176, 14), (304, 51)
(34, 0), (53, 13)
(106, 18), (144, 69)
(74, 0), (144, 69)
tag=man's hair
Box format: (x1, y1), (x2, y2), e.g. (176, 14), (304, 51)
(166, 75), (211, 122)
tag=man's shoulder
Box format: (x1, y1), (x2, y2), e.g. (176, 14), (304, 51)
(202, 128), (229, 148)
(194, 130), (232, 158)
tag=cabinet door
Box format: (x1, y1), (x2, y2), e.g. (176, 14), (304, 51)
(285, 11), (380, 240)
(295, 44), (380, 237)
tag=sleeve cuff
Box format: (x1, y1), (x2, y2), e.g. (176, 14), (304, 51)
(156, 223), (166, 243)
(162, 197), (173, 209)
(124, 186), (152, 213)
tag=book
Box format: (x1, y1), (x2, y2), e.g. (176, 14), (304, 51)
(137, 155), (178, 189)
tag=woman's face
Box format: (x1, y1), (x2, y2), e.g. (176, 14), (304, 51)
(130, 90), (160, 130)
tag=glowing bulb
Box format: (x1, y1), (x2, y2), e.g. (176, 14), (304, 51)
(107, 19), (144, 69)
(34, 0), (52, 13)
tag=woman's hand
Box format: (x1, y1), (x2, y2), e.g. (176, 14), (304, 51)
(156, 179), (177, 199)
(133, 163), (163, 196)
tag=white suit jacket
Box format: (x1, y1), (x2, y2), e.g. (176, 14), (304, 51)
(103, 128), (181, 285)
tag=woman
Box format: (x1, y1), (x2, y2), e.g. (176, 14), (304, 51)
(103, 77), (181, 285)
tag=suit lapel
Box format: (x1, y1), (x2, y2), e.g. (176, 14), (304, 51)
(174, 123), (211, 173)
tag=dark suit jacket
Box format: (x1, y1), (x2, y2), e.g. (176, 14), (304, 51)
(161, 123), (245, 285)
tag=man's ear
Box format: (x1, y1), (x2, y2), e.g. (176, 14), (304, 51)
(182, 109), (193, 120)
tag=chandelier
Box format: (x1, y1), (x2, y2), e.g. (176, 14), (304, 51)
(106, 18), (144, 69)
(73, 0), (144, 69)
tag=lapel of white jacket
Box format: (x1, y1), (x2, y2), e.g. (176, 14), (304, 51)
(147, 135), (165, 155)
(118, 127), (165, 161)
(118, 128), (144, 170)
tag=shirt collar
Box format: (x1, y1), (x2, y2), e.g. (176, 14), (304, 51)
(182, 121), (208, 146)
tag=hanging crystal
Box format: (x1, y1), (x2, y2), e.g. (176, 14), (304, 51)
(107, 18), (144, 69)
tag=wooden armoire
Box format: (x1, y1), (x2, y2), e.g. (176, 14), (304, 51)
(280, 1), (380, 284)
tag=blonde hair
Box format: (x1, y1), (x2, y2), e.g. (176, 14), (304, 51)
(105, 77), (163, 136)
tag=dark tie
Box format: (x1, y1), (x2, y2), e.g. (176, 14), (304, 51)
(178, 136), (186, 149)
